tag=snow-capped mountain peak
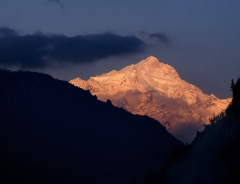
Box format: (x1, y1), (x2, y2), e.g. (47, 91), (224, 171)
(70, 56), (231, 143)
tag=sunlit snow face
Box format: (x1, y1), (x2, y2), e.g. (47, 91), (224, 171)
(70, 56), (231, 143)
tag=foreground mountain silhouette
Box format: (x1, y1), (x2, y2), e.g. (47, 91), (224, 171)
(70, 56), (231, 143)
(0, 69), (183, 184)
(146, 78), (240, 184)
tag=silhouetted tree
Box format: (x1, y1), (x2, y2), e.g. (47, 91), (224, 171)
(230, 79), (235, 92)
(208, 112), (224, 126)
(226, 78), (240, 115)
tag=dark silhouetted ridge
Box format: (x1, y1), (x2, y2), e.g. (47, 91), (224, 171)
(0, 69), (183, 184)
(147, 78), (240, 184)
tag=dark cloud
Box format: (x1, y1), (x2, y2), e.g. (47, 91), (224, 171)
(138, 31), (171, 45)
(0, 27), (19, 37)
(48, 0), (64, 9)
(0, 27), (146, 68)
(149, 32), (170, 44)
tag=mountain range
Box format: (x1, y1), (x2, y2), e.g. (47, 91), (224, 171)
(0, 69), (182, 184)
(70, 56), (231, 143)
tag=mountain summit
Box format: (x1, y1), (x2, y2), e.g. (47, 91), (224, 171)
(70, 56), (231, 143)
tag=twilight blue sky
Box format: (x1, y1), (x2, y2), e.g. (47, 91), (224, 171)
(0, 0), (240, 98)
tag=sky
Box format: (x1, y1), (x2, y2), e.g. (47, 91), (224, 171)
(0, 0), (239, 98)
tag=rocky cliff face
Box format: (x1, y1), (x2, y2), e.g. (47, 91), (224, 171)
(70, 56), (231, 143)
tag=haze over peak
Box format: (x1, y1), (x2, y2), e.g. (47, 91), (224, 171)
(70, 56), (231, 143)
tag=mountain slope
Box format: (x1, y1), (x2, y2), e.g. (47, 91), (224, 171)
(70, 56), (231, 143)
(157, 78), (240, 184)
(0, 69), (183, 184)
